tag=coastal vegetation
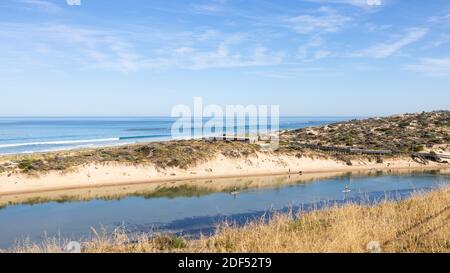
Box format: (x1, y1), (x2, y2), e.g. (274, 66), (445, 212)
(6, 185), (449, 253)
(0, 140), (260, 174)
(0, 111), (448, 175)
(284, 111), (450, 153)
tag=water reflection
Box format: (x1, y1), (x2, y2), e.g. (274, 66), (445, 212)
(0, 169), (448, 249)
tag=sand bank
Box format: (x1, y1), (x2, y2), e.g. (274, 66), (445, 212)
(0, 152), (449, 197)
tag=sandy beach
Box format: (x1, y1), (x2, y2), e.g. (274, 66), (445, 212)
(0, 151), (448, 197)
(1, 111), (448, 198)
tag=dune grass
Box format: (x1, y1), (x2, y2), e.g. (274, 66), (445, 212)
(285, 111), (450, 153)
(0, 111), (448, 176)
(0, 140), (260, 174)
(5, 185), (449, 253)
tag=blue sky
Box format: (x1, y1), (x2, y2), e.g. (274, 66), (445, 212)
(0, 0), (449, 116)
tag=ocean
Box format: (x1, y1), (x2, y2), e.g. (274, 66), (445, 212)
(0, 116), (356, 155)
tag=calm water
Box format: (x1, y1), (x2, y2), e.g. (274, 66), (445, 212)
(0, 171), (448, 249)
(0, 117), (355, 155)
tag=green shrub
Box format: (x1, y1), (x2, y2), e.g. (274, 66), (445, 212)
(17, 159), (46, 172)
(153, 236), (186, 250)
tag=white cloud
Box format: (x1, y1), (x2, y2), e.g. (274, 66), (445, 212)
(169, 43), (285, 70)
(20, 0), (61, 12)
(66, 0), (81, 6)
(428, 13), (450, 24)
(364, 22), (392, 32)
(366, 0), (382, 6)
(305, 0), (384, 8)
(353, 28), (428, 58)
(285, 8), (351, 34)
(0, 22), (286, 73)
(406, 58), (450, 77)
(313, 50), (331, 59)
(432, 36), (450, 47)
(423, 34), (450, 49)
(246, 67), (329, 79)
(298, 36), (323, 57)
(158, 31), (287, 70)
(192, 0), (227, 13)
(297, 36), (332, 61)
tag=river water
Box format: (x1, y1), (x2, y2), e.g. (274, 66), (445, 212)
(0, 170), (448, 249)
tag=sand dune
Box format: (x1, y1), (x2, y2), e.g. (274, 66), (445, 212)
(0, 152), (447, 196)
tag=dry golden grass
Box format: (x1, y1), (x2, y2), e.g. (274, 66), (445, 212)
(4, 186), (450, 253)
(193, 187), (450, 253)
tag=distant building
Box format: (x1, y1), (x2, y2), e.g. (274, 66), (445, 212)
(204, 134), (258, 144)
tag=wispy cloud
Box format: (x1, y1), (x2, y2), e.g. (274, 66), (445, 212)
(19, 0), (62, 12)
(0, 22), (286, 73)
(192, 0), (228, 14)
(406, 58), (450, 77)
(424, 34), (450, 49)
(246, 66), (331, 79)
(170, 45), (286, 70)
(159, 33), (285, 70)
(364, 22), (392, 32)
(285, 7), (351, 34)
(0, 0), (444, 78)
(305, 0), (384, 8)
(297, 35), (332, 61)
(428, 13), (450, 24)
(353, 28), (428, 58)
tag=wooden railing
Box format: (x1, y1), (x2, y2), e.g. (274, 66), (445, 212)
(289, 142), (449, 165)
(289, 143), (392, 155)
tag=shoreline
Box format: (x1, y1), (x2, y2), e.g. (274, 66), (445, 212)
(1, 111), (449, 198)
(0, 154), (448, 197)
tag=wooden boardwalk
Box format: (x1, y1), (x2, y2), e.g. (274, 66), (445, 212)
(289, 143), (392, 155)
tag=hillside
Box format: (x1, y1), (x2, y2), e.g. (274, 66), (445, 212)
(0, 111), (448, 176)
(282, 111), (450, 154)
